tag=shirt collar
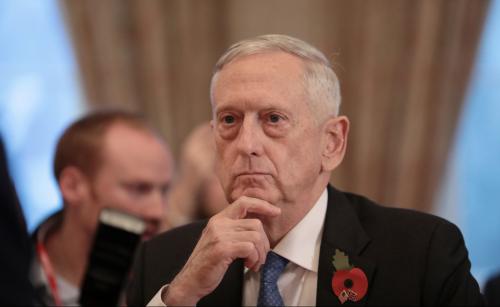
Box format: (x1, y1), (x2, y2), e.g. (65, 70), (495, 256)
(35, 211), (63, 245)
(273, 188), (328, 272)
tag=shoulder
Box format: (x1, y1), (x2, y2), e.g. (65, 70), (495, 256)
(142, 220), (208, 261)
(336, 191), (483, 305)
(147, 220), (208, 247)
(331, 189), (468, 274)
(342, 191), (460, 242)
(344, 193), (484, 305)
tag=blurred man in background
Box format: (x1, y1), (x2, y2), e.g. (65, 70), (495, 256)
(31, 110), (173, 305)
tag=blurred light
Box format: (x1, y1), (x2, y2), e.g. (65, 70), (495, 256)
(437, 0), (500, 288)
(0, 0), (85, 231)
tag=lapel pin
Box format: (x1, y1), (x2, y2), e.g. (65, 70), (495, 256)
(331, 249), (368, 304)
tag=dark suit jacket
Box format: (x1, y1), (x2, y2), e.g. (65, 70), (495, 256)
(0, 138), (35, 306)
(127, 185), (484, 306)
(484, 272), (500, 305)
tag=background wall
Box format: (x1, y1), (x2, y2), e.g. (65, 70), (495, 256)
(60, 0), (489, 212)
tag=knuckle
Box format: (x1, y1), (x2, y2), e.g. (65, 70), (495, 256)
(242, 241), (254, 253)
(202, 223), (212, 236)
(249, 231), (260, 243)
(231, 197), (243, 208)
(249, 218), (262, 229)
(205, 217), (220, 233)
(205, 222), (225, 243)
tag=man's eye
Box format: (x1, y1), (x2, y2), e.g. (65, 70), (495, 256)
(269, 114), (281, 123)
(125, 183), (152, 195)
(160, 185), (170, 197)
(223, 115), (235, 124)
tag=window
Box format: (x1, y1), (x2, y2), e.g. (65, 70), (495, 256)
(437, 0), (500, 288)
(0, 0), (85, 230)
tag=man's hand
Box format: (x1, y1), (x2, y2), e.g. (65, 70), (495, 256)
(163, 196), (280, 306)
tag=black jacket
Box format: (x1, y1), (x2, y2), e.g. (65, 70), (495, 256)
(127, 185), (484, 306)
(484, 273), (500, 305)
(0, 138), (35, 306)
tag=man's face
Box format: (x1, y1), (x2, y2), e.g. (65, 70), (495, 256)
(211, 52), (325, 206)
(83, 123), (173, 239)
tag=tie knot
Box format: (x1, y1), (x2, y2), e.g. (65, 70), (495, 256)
(261, 251), (289, 284)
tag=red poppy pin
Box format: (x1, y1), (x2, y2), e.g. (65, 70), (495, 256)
(331, 249), (368, 304)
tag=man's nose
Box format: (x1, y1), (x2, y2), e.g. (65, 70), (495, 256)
(141, 192), (165, 225)
(236, 117), (264, 156)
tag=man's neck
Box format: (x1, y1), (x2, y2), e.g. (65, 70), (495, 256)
(44, 217), (92, 287)
(265, 180), (329, 248)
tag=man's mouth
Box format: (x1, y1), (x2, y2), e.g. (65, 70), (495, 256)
(235, 172), (270, 177)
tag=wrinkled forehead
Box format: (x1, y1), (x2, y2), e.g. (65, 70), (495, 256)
(210, 52), (307, 110)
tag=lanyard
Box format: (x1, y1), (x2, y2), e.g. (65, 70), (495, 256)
(36, 242), (63, 306)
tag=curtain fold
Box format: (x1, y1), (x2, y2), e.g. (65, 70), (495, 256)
(60, 0), (489, 212)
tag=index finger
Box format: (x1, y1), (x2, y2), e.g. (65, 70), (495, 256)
(223, 196), (281, 220)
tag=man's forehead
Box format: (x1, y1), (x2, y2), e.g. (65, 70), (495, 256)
(101, 124), (170, 162)
(211, 52), (307, 110)
(217, 51), (305, 78)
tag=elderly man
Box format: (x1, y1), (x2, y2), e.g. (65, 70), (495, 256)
(127, 35), (483, 306)
(31, 111), (173, 306)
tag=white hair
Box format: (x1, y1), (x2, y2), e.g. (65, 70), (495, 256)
(210, 34), (341, 119)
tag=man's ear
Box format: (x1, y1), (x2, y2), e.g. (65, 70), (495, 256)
(58, 166), (91, 207)
(321, 115), (350, 172)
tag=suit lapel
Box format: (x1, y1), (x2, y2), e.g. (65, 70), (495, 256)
(316, 186), (376, 306)
(198, 259), (244, 306)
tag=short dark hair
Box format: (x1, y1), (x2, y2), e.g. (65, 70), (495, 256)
(53, 110), (154, 181)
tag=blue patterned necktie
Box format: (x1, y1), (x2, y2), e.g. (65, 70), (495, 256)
(257, 251), (289, 306)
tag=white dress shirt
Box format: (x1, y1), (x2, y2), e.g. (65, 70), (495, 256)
(243, 188), (327, 306)
(148, 188), (328, 306)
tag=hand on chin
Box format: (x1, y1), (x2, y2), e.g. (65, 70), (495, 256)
(230, 188), (282, 226)
(231, 186), (274, 204)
